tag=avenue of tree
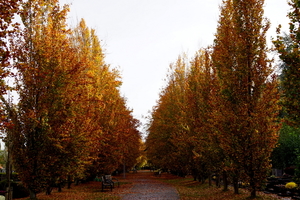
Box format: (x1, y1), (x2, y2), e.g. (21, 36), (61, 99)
(2, 0), (300, 199)
(1, 0), (141, 199)
(146, 0), (300, 198)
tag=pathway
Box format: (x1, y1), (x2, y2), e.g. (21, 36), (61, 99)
(118, 170), (180, 200)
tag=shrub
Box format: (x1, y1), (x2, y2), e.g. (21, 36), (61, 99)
(285, 182), (297, 189)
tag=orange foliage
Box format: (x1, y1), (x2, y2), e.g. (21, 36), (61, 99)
(147, 1), (281, 198)
(212, 0), (281, 197)
(5, 1), (141, 198)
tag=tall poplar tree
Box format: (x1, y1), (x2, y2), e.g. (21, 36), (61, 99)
(186, 49), (221, 182)
(11, 0), (87, 197)
(212, 0), (281, 197)
(0, 0), (20, 130)
(273, 0), (300, 126)
(71, 19), (141, 176)
(146, 56), (189, 173)
(6, 1), (141, 197)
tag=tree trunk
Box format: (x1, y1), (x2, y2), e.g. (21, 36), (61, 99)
(6, 156), (12, 200)
(233, 179), (239, 194)
(29, 189), (37, 200)
(250, 189), (256, 198)
(232, 173), (239, 194)
(208, 172), (212, 186)
(191, 168), (197, 181)
(193, 174), (197, 181)
(216, 174), (220, 188)
(75, 179), (79, 185)
(58, 183), (62, 192)
(197, 174), (201, 182)
(45, 186), (52, 195)
(223, 171), (228, 191)
(67, 175), (72, 189)
(250, 181), (256, 198)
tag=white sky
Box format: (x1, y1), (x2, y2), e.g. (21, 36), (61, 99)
(59, 0), (290, 136)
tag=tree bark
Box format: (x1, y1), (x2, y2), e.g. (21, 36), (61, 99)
(45, 186), (52, 195)
(223, 171), (228, 191)
(208, 172), (212, 186)
(67, 175), (72, 189)
(58, 183), (62, 192)
(250, 181), (256, 198)
(233, 179), (239, 194)
(29, 189), (37, 200)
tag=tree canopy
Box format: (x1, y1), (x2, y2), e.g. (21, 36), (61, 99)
(146, 0), (282, 198)
(274, 0), (300, 127)
(0, 0), (298, 199)
(0, 0), (142, 198)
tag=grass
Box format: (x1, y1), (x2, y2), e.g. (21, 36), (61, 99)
(160, 175), (281, 200)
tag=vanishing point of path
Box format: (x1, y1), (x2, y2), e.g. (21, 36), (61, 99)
(118, 170), (180, 200)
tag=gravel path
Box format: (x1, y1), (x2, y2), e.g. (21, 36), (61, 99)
(119, 170), (180, 200)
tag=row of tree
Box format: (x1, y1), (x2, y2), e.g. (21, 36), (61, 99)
(146, 0), (300, 198)
(0, 0), (141, 199)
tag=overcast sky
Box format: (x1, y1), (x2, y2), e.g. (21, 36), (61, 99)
(59, 0), (290, 136)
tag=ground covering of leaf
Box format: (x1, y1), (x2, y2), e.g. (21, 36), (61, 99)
(159, 174), (283, 200)
(15, 180), (131, 200)
(16, 171), (285, 200)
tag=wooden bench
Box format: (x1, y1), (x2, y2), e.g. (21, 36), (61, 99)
(154, 171), (161, 177)
(104, 175), (119, 187)
(101, 175), (119, 192)
(101, 176), (113, 192)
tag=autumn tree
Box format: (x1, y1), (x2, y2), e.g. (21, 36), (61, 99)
(69, 18), (111, 178)
(146, 56), (190, 175)
(71, 19), (141, 176)
(0, 0), (20, 130)
(0, 0), (20, 92)
(273, 0), (300, 126)
(186, 49), (224, 184)
(273, 0), (300, 185)
(146, 50), (222, 182)
(115, 105), (141, 174)
(165, 56), (191, 175)
(11, 0), (90, 197)
(91, 93), (141, 175)
(212, 0), (281, 197)
(0, 0), (141, 198)
(0, 3), (21, 198)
